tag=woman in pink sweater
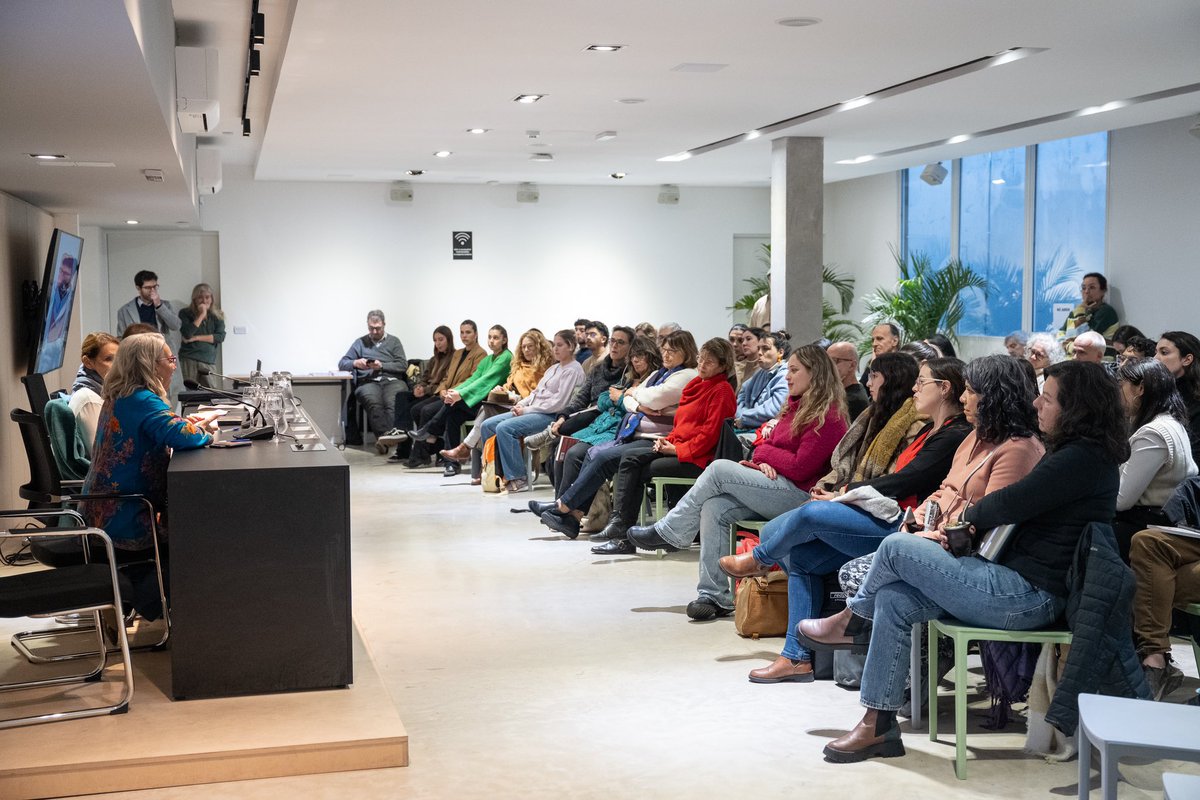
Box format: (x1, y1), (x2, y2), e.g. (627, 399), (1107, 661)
(626, 343), (850, 621)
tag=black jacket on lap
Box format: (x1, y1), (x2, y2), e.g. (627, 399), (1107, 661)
(557, 357), (628, 420)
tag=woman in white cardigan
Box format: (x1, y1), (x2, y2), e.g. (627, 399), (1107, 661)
(1114, 357), (1198, 556)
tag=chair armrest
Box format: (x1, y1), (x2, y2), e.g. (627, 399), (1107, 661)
(0, 508), (86, 528)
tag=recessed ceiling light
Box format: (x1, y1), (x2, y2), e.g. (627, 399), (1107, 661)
(776, 17), (821, 27)
(466, 128), (489, 134)
(840, 95), (873, 111)
(744, 130), (761, 141)
(513, 94), (545, 104)
(530, 152), (554, 162)
(834, 155), (876, 165)
(405, 169), (424, 176)
(125, 220), (139, 225)
(433, 151), (452, 158)
(586, 44), (624, 52)
(595, 131), (617, 142)
(657, 152), (692, 162)
(948, 134), (971, 144)
(610, 172), (626, 179)
(616, 98), (645, 104)
(28, 153), (66, 160)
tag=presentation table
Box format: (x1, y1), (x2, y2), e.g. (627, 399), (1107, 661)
(166, 415), (352, 699)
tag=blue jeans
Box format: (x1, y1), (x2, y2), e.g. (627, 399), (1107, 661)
(656, 459), (810, 610)
(478, 411), (555, 481)
(849, 532), (1065, 710)
(754, 501), (899, 661)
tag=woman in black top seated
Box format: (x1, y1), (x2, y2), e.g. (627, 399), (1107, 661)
(1155, 330), (1200, 463)
(798, 360), (1128, 764)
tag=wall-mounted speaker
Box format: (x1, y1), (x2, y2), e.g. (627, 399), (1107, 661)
(517, 182), (539, 203)
(657, 184), (680, 205)
(390, 181), (413, 202)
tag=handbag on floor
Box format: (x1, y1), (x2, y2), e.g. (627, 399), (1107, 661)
(580, 482), (611, 533)
(481, 435), (502, 493)
(734, 571), (788, 638)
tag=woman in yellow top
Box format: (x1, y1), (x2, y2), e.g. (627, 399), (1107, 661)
(442, 329), (553, 483)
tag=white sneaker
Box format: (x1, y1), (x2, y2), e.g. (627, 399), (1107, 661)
(377, 429), (408, 445)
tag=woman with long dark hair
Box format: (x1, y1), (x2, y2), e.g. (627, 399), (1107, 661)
(1155, 331), (1200, 462)
(798, 361), (1128, 763)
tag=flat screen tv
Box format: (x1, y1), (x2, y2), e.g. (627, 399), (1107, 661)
(28, 228), (83, 375)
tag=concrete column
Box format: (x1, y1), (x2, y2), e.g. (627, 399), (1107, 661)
(769, 137), (823, 342)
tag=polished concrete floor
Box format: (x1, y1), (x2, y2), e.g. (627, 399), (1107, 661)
(55, 448), (1200, 797)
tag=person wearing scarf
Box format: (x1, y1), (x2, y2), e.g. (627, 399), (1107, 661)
(68, 331), (120, 455)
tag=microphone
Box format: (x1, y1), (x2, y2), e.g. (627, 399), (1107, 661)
(183, 380), (265, 426)
(197, 369), (246, 388)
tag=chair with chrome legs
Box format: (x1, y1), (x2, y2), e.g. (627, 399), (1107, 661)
(0, 516), (134, 729)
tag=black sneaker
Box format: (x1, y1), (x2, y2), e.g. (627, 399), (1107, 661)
(442, 461), (461, 477)
(686, 597), (733, 621)
(540, 510), (580, 539)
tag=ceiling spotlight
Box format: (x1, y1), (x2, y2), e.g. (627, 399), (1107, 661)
(466, 128), (489, 134)
(776, 17), (821, 27)
(252, 12), (265, 47)
(405, 169), (424, 176)
(586, 44), (624, 52)
(434, 150), (452, 158)
(242, 118), (251, 137)
(610, 172), (626, 179)
(249, 49), (261, 77)
(125, 220), (139, 225)
(28, 153), (66, 160)
(920, 162), (948, 186)
(595, 131), (617, 142)
(513, 94), (546, 104)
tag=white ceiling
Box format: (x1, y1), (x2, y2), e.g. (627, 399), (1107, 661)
(1, 0), (1198, 227)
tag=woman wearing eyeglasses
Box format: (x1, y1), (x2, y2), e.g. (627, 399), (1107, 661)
(80, 333), (220, 620)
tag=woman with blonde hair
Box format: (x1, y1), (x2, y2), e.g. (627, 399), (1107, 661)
(178, 283), (226, 388)
(443, 328), (555, 483)
(80, 333), (221, 619)
(620, 344), (850, 617)
(69, 331), (120, 455)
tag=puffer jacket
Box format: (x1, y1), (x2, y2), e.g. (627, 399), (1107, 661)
(1045, 522), (1150, 735)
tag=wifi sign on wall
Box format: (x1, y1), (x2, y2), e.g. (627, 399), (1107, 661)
(452, 231), (473, 261)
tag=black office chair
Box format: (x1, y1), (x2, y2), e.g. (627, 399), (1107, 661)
(9, 408), (171, 654)
(0, 511), (134, 729)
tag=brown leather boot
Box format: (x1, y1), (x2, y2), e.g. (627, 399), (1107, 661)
(717, 551), (771, 578)
(748, 655), (814, 684)
(796, 606), (866, 651)
(823, 708), (905, 763)
(439, 444), (470, 463)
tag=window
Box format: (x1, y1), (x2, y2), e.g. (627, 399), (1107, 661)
(901, 132), (1107, 337)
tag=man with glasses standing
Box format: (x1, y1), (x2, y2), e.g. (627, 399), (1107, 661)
(117, 270), (182, 404)
(828, 341), (869, 421)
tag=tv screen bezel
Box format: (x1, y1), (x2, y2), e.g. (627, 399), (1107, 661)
(28, 228), (84, 376)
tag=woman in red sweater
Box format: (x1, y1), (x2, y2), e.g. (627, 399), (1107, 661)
(612, 344), (849, 621)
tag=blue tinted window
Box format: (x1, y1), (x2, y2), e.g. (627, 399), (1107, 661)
(903, 166), (952, 267)
(1032, 132), (1108, 332)
(958, 148), (1026, 336)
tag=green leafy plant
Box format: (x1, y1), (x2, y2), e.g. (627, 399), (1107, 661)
(729, 244), (862, 341)
(860, 247), (989, 352)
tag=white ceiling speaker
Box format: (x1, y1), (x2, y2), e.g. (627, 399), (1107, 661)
(389, 181), (413, 202)
(920, 162), (948, 185)
(516, 182), (539, 203)
(657, 184), (680, 205)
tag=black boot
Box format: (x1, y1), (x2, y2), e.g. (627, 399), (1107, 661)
(595, 514), (630, 540)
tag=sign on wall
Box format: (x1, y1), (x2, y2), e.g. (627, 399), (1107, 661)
(452, 231), (473, 260)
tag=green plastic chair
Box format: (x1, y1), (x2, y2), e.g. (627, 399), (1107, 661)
(638, 477), (697, 557)
(1185, 603), (1200, 668)
(727, 520), (767, 593)
(927, 619), (1072, 780)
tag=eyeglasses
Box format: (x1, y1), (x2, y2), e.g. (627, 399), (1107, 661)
(661, 346), (679, 354)
(914, 377), (945, 388)
(830, 356), (857, 365)
(158, 355), (178, 364)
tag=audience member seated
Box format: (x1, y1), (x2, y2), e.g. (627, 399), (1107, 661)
(80, 333), (220, 619)
(573, 318), (593, 364)
(1112, 324), (1147, 357)
(547, 331), (657, 494)
(404, 320), (487, 467)
(1059, 272), (1119, 355)
(1004, 330), (1030, 358)
(899, 340), (938, 363)
(827, 341), (869, 421)
(1112, 358), (1198, 557)
(1025, 332), (1066, 390)
(338, 309), (411, 455)
(795, 361), (1128, 764)
(656, 321), (682, 348)
(635, 322), (657, 339)
(1129, 519), (1200, 699)
(476, 330), (586, 492)
(1118, 335), (1158, 366)
(541, 326), (633, 453)
(536, 330), (699, 538)
(442, 329), (552, 483)
(622, 343), (849, 617)
(735, 330), (789, 433)
(1155, 331), (1200, 463)
(589, 338), (739, 554)
(390, 325), (456, 462)
(121, 322), (158, 338)
(860, 323), (901, 386)
(580, 321), (610, 375)
(728, 323), (751, 389)
(718, 355), (969, 683)
(923, 333), (956, 359)
(412, 324), (512, 476)
(69, 331), (120, 456)
(1071, 330), (1107, 364)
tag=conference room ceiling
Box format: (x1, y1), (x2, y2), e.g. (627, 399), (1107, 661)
(1, 1), (1198, 229)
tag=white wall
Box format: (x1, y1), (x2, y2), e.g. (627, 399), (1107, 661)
(1109, 116), (1200, 335)
(201, 168), (770, 373)
(823, 172), (901, 326)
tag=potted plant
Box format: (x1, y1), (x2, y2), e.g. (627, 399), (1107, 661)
(861, 247), (989, 350)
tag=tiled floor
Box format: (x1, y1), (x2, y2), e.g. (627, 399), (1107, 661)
(11, 447), (1200, 798)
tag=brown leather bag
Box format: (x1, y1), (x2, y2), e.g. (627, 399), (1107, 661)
(734, 571), (789, 638)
